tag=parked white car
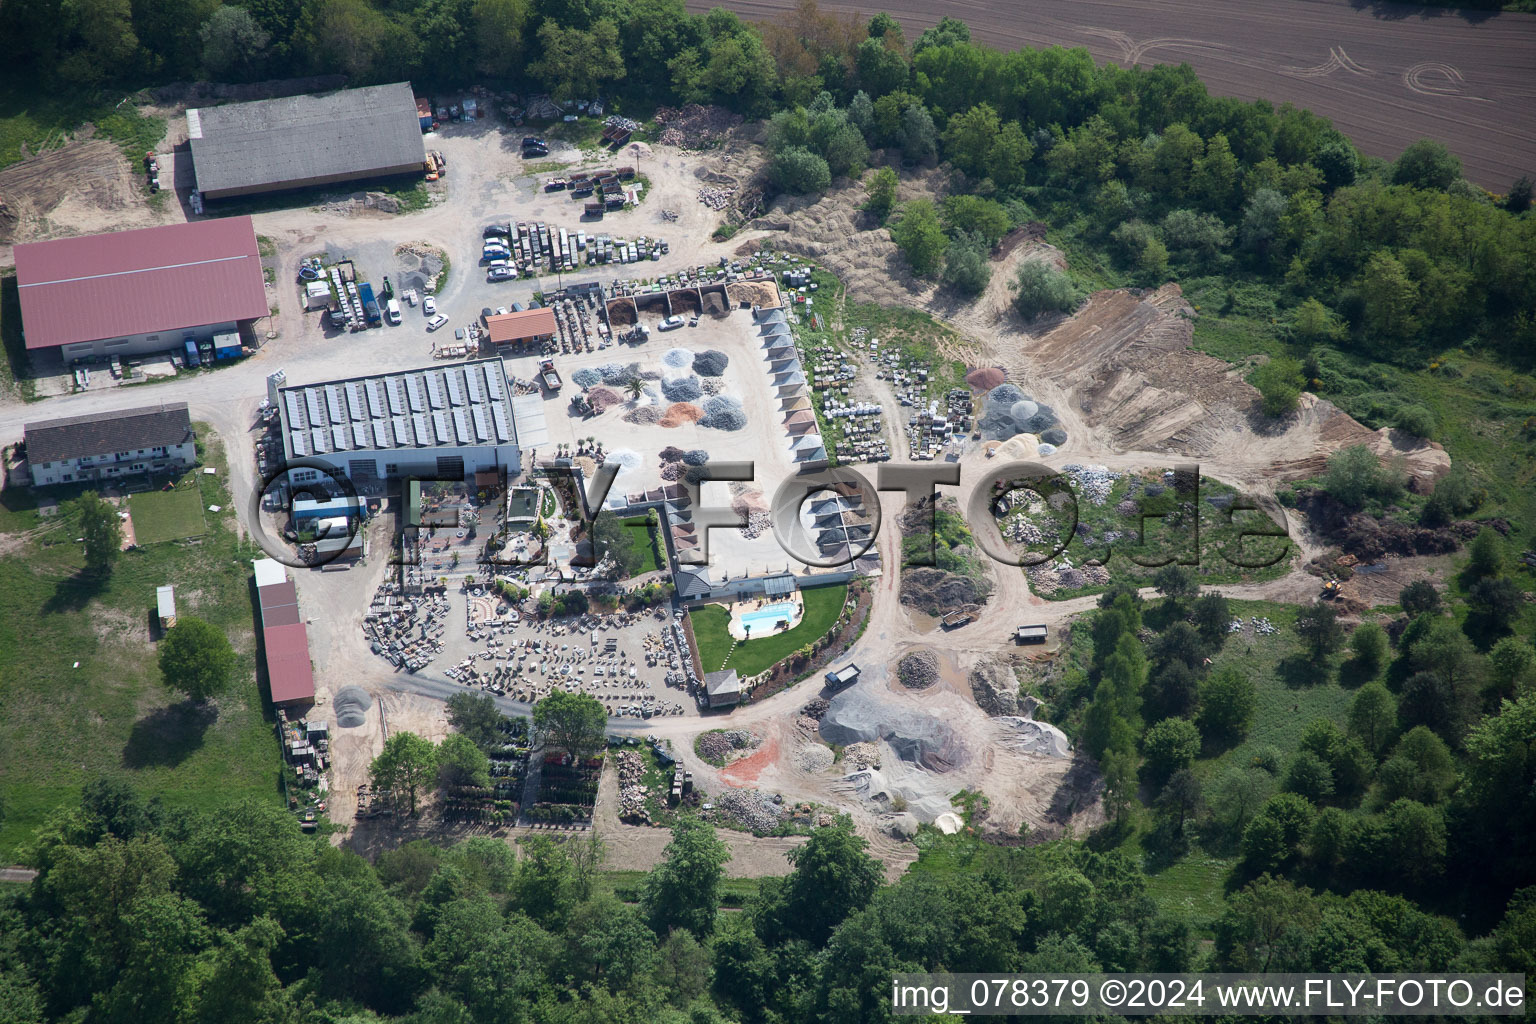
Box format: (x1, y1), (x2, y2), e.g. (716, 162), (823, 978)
(423, 296), (437, 316)
(658, 315), (683, 331)
(426, 314), (449, 331)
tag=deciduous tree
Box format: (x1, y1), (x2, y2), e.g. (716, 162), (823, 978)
(158, 617), (237, 702)
(642, 815), (731, 937)
(370, 731), (438, 816)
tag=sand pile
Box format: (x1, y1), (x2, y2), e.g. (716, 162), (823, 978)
(662, 375), (703, 402)
(966, 366), (1006, 390)
(994, 716), (1073, 758)
(693, 350), (729, 376)
(334, 686), (371, 728)
(624, 405), (661, 424)
(586, 387), (623, 413)
(659, 403), (703, 427)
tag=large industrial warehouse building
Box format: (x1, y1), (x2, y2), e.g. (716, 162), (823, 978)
(273, 358), (548, 487)
(187, 82), (427, 200)
(13, 218), (270, 362)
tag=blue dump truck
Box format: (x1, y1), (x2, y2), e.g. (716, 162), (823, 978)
(357, 282), (381, 324)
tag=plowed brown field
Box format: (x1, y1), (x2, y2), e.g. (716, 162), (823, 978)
(698, 0), (1536, 189)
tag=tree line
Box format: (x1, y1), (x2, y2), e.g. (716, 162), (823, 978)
(6, 773), (1534, 1024)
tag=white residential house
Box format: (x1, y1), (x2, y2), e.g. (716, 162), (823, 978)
(24, 403), (196, 487)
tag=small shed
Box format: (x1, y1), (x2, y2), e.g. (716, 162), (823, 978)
(703, 669), (742, 708)
(156, 585), (177, 629)
(1016, 624), (1048, 644)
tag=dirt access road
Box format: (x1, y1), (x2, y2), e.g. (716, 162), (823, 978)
(697, 0), (1536, 189)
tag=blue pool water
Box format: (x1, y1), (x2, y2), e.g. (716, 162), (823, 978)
(740, 602), (797, 632)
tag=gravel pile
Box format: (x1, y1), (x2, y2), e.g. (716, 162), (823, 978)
(606, 449), (642, 473)
(334, 686), (371, 728)
(661, 375), (702, 402)
(624, 405), (661, 424)
(722, 729), (754, 747)
(692, 350), (729, 376)
(682, 449), (710, 465)
(659, 403), (703, 427)
(659, 446), (686, 462)
(1037, 443), (1057, 456)
(586, 387), (623, 413)
(701, 395), (746, 430)
(965, 366), (1006, 390)
(977, 383), (1064, 442)
(739, 510), (772, 539)
(1040, 427), (1068, 446)
(598, 362), (639, 386)
(701, 377), (726, 396)
(572, 367), (601, 389)
(660, 462), (686, 481)
(716, 789), (782, 833)
(796, 744), (835, 772)
(662, 347), (693, 369)
(897, 649), (940, 689)
(801, 697), (830, 719)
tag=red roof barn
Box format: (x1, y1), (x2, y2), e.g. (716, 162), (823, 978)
(13, 217), (270, 360)
(252, 565), (316, 706)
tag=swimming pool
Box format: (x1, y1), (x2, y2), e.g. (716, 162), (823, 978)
(740, 601), (798, 633)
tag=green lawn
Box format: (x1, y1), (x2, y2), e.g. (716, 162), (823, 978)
(128, 478), (207, 544)
(0, 429), (279, 861)
(619, 516), (661, 576)
(1195, 599), (1356, 779)
(690, 584), (848, 676)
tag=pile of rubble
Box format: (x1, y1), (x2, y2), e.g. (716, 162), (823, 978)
(843, 741), (881, 770)
(615, 750), (650, 823)
(795, 743), (836, 772)
(655, 104), (743, 149)
(1061, 464), (1119, 506)
(715, 788), (783, 834)
(801, 697), (830, 719)
(698, 185), (735, 209)
(605, 115), (641, 135)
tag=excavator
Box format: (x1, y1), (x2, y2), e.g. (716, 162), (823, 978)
(1321, 578), (1343, 600)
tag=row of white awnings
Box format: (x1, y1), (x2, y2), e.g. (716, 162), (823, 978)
(281, 362), (518, 454)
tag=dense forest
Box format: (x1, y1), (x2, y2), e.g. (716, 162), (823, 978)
(2, 771), (1533, 1024)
